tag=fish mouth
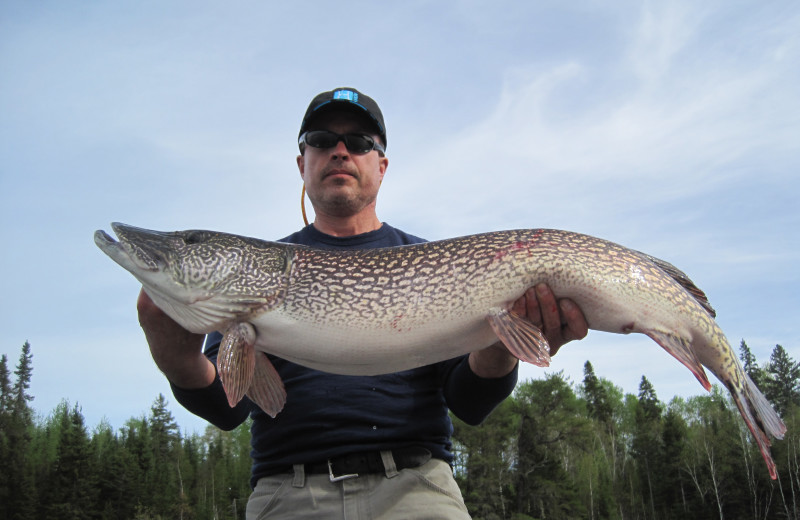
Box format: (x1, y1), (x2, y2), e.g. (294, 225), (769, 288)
(94, 223), (166, 272)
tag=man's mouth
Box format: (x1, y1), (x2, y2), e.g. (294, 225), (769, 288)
(324, 169), (357, 180)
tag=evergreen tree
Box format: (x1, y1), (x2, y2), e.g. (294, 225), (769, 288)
(451, 399), (516, 519)
(91, 420), (135, 520)
(512, 374), (589, 519)
(11, 341), (34, 424)
(148, 394), (182, 517)
(764, 344), (800, 416)
(739, 339), (766, 388)
(0, 354), (11, 519)
(682, 389), (748, 519)
(582, 361), (613, 427)
(6, 336), (800, 519)
(178, 434), (202, 519)
(632, 375), (662, 519)
(42, 403), (97, 519)
(660, 404), (690, 518)
(5, 342), (37, 519)
(636, 375), (661, 422)
(120, 416), (155, 515)
(769, 403), (800, 519)
(0, 354), (11, 418)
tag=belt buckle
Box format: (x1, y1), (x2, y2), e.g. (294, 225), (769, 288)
(327, 459), (359, 482)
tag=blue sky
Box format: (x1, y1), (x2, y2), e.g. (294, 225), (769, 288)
(1, 1), (798, 434)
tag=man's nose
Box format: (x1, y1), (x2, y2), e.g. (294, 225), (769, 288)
(330, 139), (350, 159)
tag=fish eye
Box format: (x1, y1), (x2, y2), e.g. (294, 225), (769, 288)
(183, 231), (206, 245)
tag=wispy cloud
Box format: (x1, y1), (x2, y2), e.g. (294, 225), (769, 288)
(1, 0), (797, 431)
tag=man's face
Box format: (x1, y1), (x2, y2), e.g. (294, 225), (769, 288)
(297, 110), (388, 219)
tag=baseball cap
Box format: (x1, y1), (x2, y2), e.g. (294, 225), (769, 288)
(299, 88), (387, 149)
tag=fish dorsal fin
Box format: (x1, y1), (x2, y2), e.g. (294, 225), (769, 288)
(640, 252), (717, 317)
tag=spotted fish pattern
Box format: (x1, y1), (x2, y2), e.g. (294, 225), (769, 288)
(95, 223), (787, 479)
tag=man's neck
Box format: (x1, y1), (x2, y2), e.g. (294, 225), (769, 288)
(312, 213), (382, 237)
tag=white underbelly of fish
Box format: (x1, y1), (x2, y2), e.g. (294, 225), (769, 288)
(242, 274), (699, 376)
(249, 308), (500, 375)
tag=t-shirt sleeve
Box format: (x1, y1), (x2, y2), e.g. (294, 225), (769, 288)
(441, 355), (518, 426)
(168, 331), (252, 431)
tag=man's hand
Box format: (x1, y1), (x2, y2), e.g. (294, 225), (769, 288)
(468, 283), (589, 378)
(137, 289), (215, 389)
(510, 283), (588, 356)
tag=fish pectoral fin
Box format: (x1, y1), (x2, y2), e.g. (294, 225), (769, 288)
(246, 353), (287, 418)
(218, 322), (257, 408)
(645, 330), (711, 391)
(487, 308), (551, 367)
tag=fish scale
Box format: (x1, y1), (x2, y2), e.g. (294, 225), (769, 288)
(95, 223), (787, 479)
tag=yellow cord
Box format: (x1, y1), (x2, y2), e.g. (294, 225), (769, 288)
(301, 184), (309, 226)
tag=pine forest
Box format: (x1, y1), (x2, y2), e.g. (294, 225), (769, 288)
(1, 340), (798, 520)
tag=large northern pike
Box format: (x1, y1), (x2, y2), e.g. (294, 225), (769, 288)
(95, 223), (786, 479)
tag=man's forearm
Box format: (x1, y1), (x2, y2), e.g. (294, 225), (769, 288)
(468, 343), (519, 378)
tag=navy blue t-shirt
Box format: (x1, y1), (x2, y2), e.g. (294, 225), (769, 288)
(171, 223), (518, 487)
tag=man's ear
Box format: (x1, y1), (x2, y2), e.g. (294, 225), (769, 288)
(297, 155), (305, 181)
(379, 155), (388, 181)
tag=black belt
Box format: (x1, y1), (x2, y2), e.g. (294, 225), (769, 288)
(269, 447), (432, 482)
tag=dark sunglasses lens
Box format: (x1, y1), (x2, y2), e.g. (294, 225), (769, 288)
(305, 131), (339, 148)
(304, 131), (376, 153)
(342, 135), (373, 153)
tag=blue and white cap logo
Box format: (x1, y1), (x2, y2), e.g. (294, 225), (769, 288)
(332, 89), (358, 103)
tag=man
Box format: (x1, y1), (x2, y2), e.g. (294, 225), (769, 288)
(137, 87), (589, 519)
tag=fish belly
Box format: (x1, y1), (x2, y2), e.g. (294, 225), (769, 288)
(250, 309), (499, 375)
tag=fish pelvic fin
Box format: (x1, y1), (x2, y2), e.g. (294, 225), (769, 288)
(727, 372), (787, 480)
(645, 330), (711, 391)
(246, 352), (287, 418)
(487, 308), (551, 367)
(218, 322), (256, 408)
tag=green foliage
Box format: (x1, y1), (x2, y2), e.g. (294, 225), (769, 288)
(764, 345), (800, 417)
(1, 340), (798, 519)
(2, 342), (37, 519)
(453, 398), (517, 519)
(0, 341), (253, 520)
(453, 344), (798, 520)
(583, 361), (613, 427)
(740, 339), (764, 388)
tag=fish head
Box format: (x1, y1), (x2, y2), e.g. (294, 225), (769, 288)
(95, 223), (291, 333)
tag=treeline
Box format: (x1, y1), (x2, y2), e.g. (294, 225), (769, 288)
(1, 340), (798, 519)
(1, 342), (251, 520)
(452, 341), (800, 520)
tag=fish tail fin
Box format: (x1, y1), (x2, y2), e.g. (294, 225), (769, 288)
(246, 352), (287, 418)
(487, 308), (551, 367)
(218, 322), (256, 408)
(727, 371), (787, 480)
(646, 330), (711, 390)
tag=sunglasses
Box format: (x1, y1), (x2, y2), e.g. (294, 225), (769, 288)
(299, 130), (385, 154)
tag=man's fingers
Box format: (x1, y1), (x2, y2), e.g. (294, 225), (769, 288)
(519, 287), (539, 323)
(560, 299), (588, 339)
(535, 283), (561, 334)
(510, 289), (531, 317)
(507, 285), (588, 356)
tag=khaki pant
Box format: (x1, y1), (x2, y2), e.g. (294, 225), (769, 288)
(246, 455), (471, 519)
